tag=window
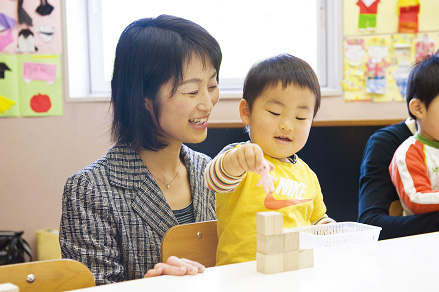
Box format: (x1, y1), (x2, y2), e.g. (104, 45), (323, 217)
(64, 0), (342, 100)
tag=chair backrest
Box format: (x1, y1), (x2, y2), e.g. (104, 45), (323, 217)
(161, 220), (218, 268)
(36, 229), (62, 261)
(0, 259), (95, 292)
(389, 200), (403, 216)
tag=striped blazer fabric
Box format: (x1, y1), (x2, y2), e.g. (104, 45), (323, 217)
(60, 144), (216, 285)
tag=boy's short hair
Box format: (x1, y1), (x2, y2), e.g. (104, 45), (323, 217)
(243, 53), (321, 117)
(406, 52), (439, 120)
(111, 15), (222, 151)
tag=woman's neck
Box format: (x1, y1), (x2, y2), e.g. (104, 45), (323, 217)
(139, 143), (191, 209)
(138, 143), (182, 173)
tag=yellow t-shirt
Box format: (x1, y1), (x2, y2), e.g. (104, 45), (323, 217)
(215, 154), (327, 266)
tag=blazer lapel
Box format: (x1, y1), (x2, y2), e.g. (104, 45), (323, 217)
(181, 145), (211, 222)
(131, 181), (177, 238)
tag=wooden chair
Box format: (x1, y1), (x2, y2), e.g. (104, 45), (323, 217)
(161, 220), (218, 268)
(0, 259), (95, 292)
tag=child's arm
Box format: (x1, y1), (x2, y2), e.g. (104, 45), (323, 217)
(205, 143), (274, 193)
(311, 214), (335, 225)
(205, 150), (244, 193)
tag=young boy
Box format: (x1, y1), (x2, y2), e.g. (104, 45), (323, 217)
(389, 53), (439, 216)
(205, 54), (334, 266)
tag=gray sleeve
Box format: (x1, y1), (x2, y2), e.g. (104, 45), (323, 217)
(59, 173), (124, 285)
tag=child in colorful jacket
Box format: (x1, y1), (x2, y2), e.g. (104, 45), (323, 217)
(389, 51), (439, 215)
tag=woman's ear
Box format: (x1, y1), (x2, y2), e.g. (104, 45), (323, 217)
(239, 99), (250, 125)
(144, 97), (159, 124)
(409, 98), (424, 119)
(144, 97), (153, 113)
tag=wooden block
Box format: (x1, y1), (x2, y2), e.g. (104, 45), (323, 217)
(0, 283), (19, 292)
(283, 230), (300, 252)
(282, 250), (299, 272)
(257, 233), (284, 254)
(256, 252), (283, 274)
(256, 212), (283, 235)
(298, 248), (314, 269)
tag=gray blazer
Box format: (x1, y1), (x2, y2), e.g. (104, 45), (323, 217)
(59, 144), (216, 285)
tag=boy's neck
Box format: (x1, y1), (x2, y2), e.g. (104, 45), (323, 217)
(268, 154), (297, 164)
(415, 132), (439, 148)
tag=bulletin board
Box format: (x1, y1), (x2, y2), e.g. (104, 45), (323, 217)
(342, 0), (439, 103)
(0, 0), (63, 117)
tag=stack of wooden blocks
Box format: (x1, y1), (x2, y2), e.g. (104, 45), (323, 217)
(256, 211), (314, 274)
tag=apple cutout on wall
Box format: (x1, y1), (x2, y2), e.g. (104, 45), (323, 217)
(30, 93), (52, 113)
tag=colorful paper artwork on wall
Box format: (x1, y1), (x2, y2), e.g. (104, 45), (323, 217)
(343, 0), (439, 103)
(357, 0), (381, 32)
(398, 0), (420, 33)
(343, 33), (439, 102)
(0, 0), (62, 117)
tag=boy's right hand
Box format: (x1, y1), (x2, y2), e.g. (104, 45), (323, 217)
(222, 143), (274, 177)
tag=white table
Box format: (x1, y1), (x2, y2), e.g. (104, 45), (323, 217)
(72, 232), (439, 292)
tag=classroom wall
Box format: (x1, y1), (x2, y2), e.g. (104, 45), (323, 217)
(210, 95), (408, 126)
(0, 101), (112, 255)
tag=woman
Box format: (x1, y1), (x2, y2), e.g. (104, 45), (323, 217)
(60, 15), (222, 285)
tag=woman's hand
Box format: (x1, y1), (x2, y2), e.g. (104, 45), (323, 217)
(144, 256), (206, 278)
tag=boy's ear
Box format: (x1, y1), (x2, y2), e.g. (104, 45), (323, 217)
(239, 99), (250, 125)
(409, 98), (424, 119)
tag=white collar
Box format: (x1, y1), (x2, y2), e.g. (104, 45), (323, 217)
(405, 118), (417, 135)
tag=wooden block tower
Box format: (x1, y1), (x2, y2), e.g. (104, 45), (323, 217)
(256, 212), (314, 274)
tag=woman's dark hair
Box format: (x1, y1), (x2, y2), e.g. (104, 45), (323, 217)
(111, 15), (222, 151)
(243, 53), (321, 117)
(406, 52), (439, 120)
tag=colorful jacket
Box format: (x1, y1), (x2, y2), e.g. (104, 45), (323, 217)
(389, 133), (439, 215)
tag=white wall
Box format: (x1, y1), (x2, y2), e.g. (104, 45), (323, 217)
(0, 101), (111, 254)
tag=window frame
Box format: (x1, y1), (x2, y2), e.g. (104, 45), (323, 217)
(62, 0), (343, 101)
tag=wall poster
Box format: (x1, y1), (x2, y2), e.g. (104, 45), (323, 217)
(0, 0), (63, 117)
(343, 0), (439, 103)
